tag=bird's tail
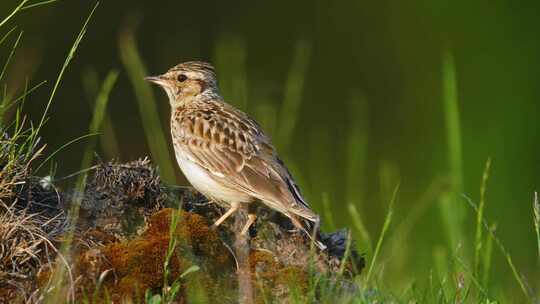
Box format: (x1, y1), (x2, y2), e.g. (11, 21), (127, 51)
(290, 215), (327, 251)
(284, 176), (327, 250)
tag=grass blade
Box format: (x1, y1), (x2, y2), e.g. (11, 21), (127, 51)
(213, 33), (248, 110)
(79, 69), (118, 171)
(348, 203), (372, 255)
(0, 0), (30, 29)
(463, 194), (532, 302)
(474, 158), (491, 277)
(34, 2), (99, 144)
(534, 192), (540, 260)
(118, 22), (176, 183)
(82, 67), (120, 158)
(345, 93), (368, 197)
(21, 0), (59, 10)
(0, 30), (23, 83)
(2, 80), (47, 111)
(0, 26), (17, 48)
(0, 0), (57, 29)
(276, 39), (311, 151)
(30, 17), (103, 297)
(481, 224), (495, 289)
(321, 192), (336, 231)
(366, 182), (399, 282)
(440, 50), (465, 252)
(35, 133), (98, 172)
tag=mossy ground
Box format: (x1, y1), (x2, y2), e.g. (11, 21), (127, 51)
(4, 160), (360, 303)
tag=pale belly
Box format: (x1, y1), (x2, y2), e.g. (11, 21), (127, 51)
(175, 151), (252, 204)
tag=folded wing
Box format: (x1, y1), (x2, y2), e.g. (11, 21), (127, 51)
(175, 102), (319, 222)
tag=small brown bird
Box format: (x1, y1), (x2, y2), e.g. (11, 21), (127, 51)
(146, 61), (325, 249)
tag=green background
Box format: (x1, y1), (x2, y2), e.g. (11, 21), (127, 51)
(2, 0), (539, 301)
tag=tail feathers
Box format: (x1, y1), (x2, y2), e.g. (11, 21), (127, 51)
(290, 215), (327, 250)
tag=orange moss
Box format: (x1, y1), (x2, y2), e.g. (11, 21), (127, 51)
(101, 234), (182, 299)
(0, 285), (18, 303)
(36, 266), (51, 290)
(63, 208), (233, 302)
(37, 208), (313, 302)
(145, 209), (231, 268)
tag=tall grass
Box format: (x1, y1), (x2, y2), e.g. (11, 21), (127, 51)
(348, 203), (373, 256)
(0, 30), (22, 86)
(463, 195), (533, 302)
(37, 3), (100, 303)
(118, 22), (176, 183)
(2, 2), (539, 301)
(534, 192), (540, 260)
(474, 158), (491, 279)
(276, 40), (311, 151)
(481, 223), (495, 289)
(33, 3), (98, 146)
(0, 0), (39, 28)
(440, 50), (465, 253)
(345, 93), (369, 251)
(1, 0), (86, 296)
(82, 67), (121, 158)
(78, 70), (118, 171)
(321, 192), (336, 231)
(365, 183), (399, 283)
(213, 33), (248, 111)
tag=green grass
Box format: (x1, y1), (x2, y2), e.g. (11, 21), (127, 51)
(345, 93), (368, 212)
(82, 67), (121, 158)
(440, 50), (465, 254)
(348, 203), (373, 255)
(79, 69), (118, 170)
(0, 30), (22, 86)
(276, 40), (311, 151)
(463, 194), (532, 301)
(118, 22), (176, 183)
(534, 192), (540, 260)
(213, 33), (248, 111)
(474, 158), (491, 279)
(0, 0), (31, 28)
(366, 182), (399, 283)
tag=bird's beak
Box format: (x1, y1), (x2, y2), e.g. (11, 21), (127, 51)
(145, 75), (167, 86)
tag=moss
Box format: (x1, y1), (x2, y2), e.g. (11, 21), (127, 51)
(36, 207), (336, 303)
(48, 208), (235, 302)
(11, 156), (361, 302)
(145, 209), (232, 268)
(248, 250), (308, 302)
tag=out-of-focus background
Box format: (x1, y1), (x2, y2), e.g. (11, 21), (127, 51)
(2, 0), (539, 301)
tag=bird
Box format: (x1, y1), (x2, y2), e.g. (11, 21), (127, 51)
(146, 61), (326, 250)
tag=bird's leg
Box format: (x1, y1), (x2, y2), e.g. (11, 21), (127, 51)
(212, 202), (240, 228)
(240, 213), (257, 235)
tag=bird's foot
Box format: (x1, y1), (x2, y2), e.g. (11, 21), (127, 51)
(240, 214), (257, 235)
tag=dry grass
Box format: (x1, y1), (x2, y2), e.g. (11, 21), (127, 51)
(0, 201), (63, 301)
(0, 127), (65, 302)
(0, 131), (43, 203)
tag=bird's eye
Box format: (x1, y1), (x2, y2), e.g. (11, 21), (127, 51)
(177, 74), (188, 82)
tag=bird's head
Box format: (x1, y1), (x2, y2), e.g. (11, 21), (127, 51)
(146, 61), (218, 107)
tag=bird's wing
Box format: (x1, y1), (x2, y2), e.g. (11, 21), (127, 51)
(175, 103), (318, 222)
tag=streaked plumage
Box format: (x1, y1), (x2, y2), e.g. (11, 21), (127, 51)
(146, 61), (325, 249)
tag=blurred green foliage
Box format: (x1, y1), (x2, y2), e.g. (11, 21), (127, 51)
(1, 0), (539, 301)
